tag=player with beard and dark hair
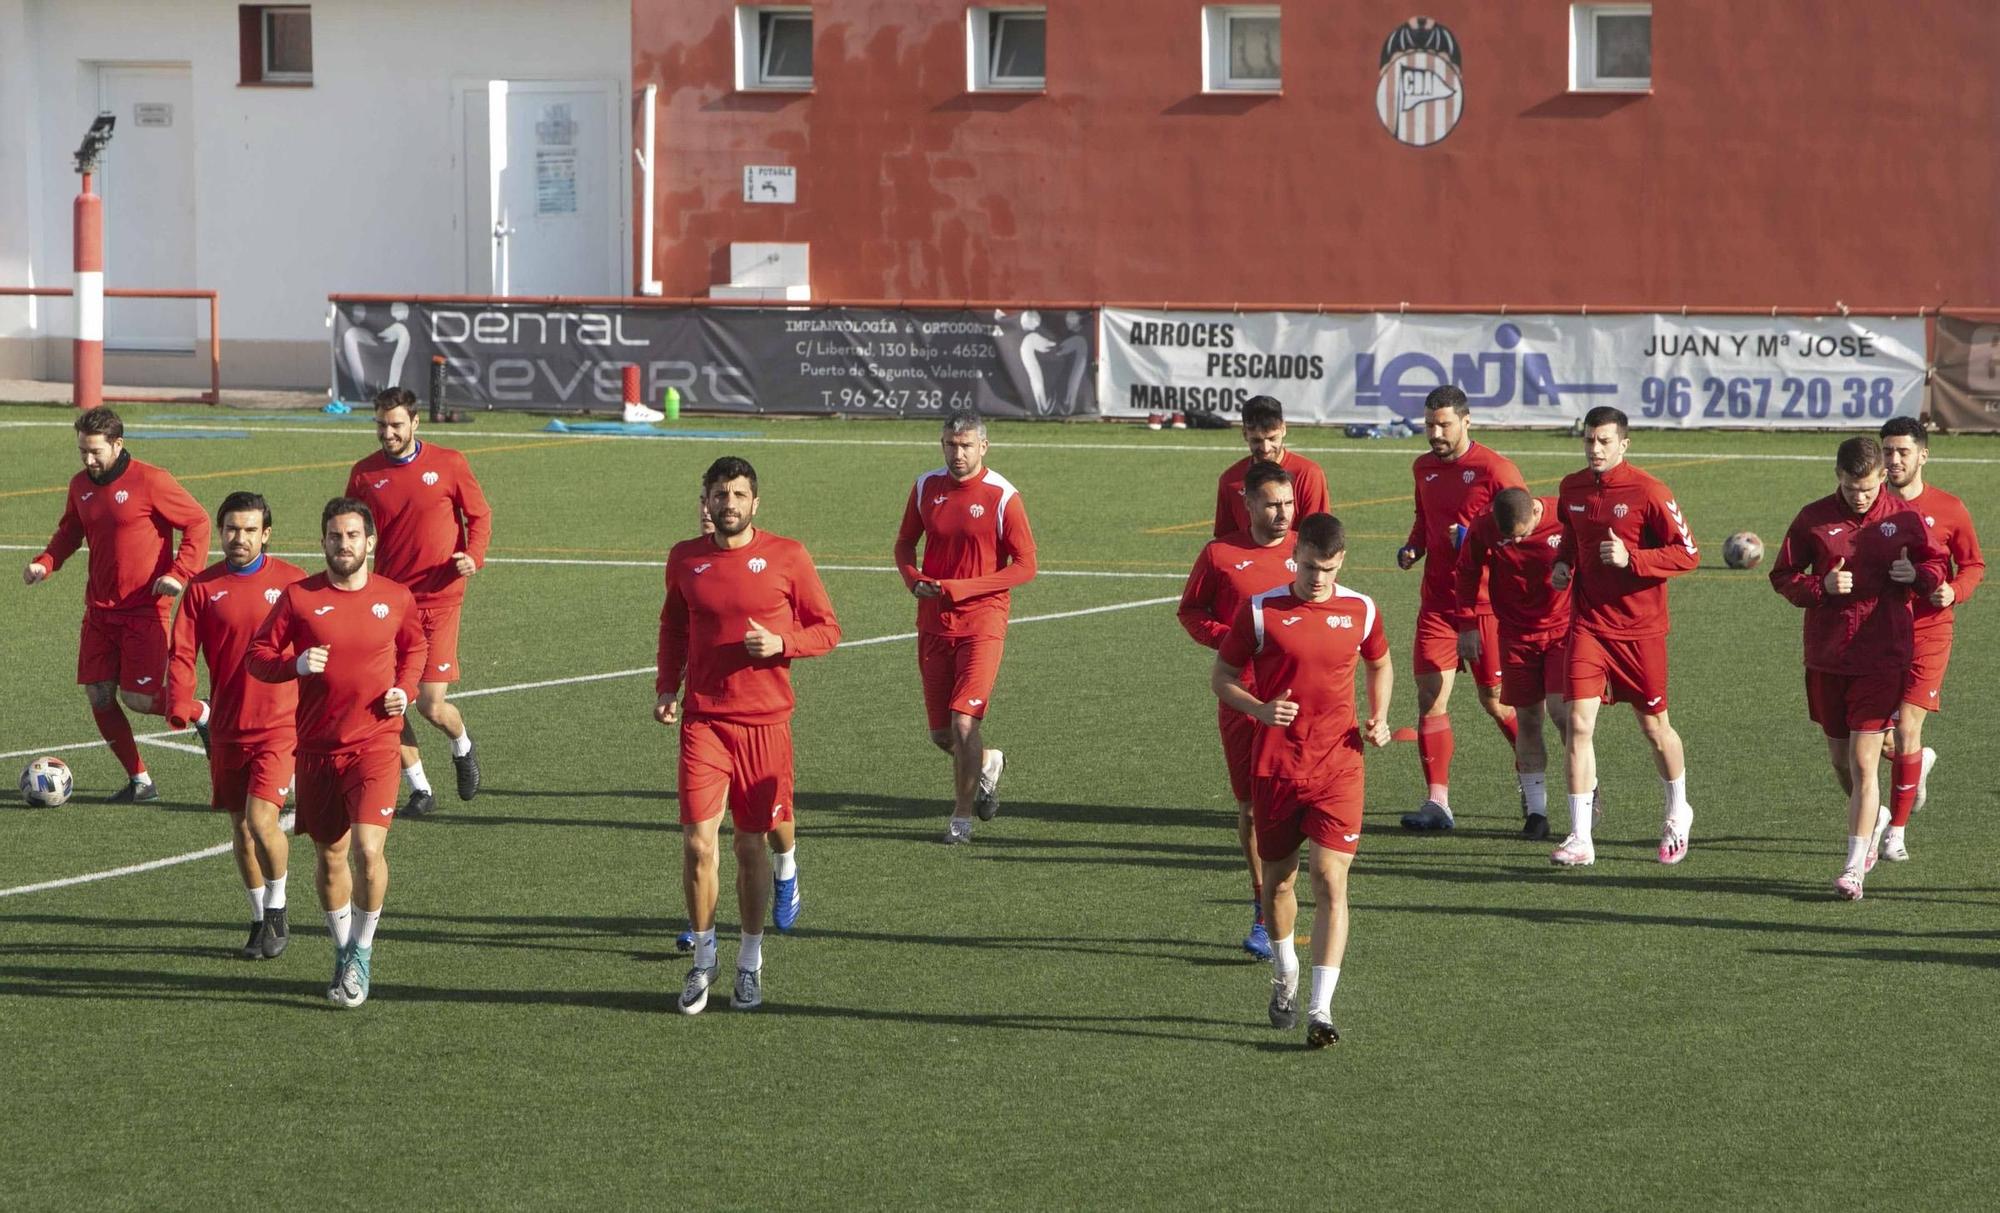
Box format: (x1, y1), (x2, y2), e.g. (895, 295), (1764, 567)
(1213, 395), (1328, 538)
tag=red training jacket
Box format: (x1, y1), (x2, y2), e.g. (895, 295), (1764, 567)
(345, 441), (494, 608)
(246, 572), (425, 754)
(1213, 450), (1330, 538)
(1455, 496), (1570, 641)
(167, 554), (309, 744)
(1902, 484), (1985, 634)
(1404, 442), (1526, 622)
(1769, 490), (1948, 675)
(1555, 461), (1699, 638)
(35, 454), (210, 615)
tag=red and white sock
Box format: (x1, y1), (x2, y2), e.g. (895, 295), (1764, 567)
(1494, 707), (1519, 747)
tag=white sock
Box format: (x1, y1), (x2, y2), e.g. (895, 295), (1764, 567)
(356, 908), (381, 949)
(246, 885), (267, 921)
(1310, 965), (1340, 1017)
(450, 730), (473, 758)
(1886, 825), (1906, 846)
(266, 873), (288, 910)
(740, 931), (764, 972)
(325, 903), (353, 948)
(195, 700), (211, 726)
(694, 928), (718, 968)
(404, 761), (431, 794)
(1272, 934), (1299, 986)
(1844, 834), (1870, 871)
(1568, 793), (1595, 844)
(132, 770), (153, 787)
(771, 845), (798, 881)
(1664, 774), (1688, 817)
(1522, 772), (1548, 816)
(1426, 784), (1451, 808)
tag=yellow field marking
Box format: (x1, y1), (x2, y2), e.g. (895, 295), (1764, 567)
(0, 436), (603, 501)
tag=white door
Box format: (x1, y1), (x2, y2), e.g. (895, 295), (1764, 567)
(97, 65), (196, 351)
(460, 80), (619, 297)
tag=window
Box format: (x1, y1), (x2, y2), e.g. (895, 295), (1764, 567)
(736, 7), (813, 91)
(1203, 6), (1280, 93)
(237, 5), (312, 86)
(968, 8), (1046, 91)
(1571, 4), (1651, 91)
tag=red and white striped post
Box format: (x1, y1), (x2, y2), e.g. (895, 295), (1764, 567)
(73, 174), (105, 410)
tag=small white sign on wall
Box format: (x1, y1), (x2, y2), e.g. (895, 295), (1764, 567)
(133, 102), (173, 128)
(743, 165), (796, 204)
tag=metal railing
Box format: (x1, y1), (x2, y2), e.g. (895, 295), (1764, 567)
(0, 286), (221, 404)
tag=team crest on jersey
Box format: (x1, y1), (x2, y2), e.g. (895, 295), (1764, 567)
(1462, 469), (1475, 484)
(1285, 559), (1298, 572)
(969, 504), (986, 519)
(422, 471), (439, 486)
(1925, 515), (1936, 528)
(1880, 522), (1898, 537)
(264, 588), (282, 604)
(1327, 615), (1355, 629)
(1613, 504), (1629, 519)
(1376, 17), (1464, 148)
(748, 557), (768, 574)
(371, 602), (389, 619)
(114, 490), (129, 505)
(1547, 534), (1562, 548)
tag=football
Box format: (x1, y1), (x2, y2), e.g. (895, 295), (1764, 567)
(1724, 531), (1764, 570)
(20, 755), (75, 807)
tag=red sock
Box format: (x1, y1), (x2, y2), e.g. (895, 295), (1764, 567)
(1495, 708), (1520, 748)
(91, 702), (146, 778)
(1417, 715), (1454, 795)
(1890, 752), (1922, 826)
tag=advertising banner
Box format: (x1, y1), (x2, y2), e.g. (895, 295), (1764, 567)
(1930, 315), (2000, 433)
(331, 301), (1097, 417)
(1100, 310), (1926, 429)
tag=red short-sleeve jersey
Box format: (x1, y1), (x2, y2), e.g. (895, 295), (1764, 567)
(167, 554), (310, 744)
(1218, 582), (1389, 781)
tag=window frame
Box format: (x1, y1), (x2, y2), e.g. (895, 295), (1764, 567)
(1202, 5), (1281, 95)
(968, 7), (1047, 92)
(259, 5), (312, 84)
(736, 6), (814, 92)
(1569, 3), (1652, 93)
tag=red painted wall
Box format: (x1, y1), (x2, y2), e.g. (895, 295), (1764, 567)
(632, 1), (1999, 307)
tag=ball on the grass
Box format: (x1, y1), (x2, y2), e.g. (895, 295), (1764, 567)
(20, 755), (74, 808)
(1723, 531), (1764, 570)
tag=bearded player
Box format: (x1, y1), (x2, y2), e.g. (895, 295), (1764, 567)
(167, 492), (309, 958)
(1213, 395), (1328, 537)
(1397, 386), (1526, 832)
(25, 406), (209, 801)
(1179, 461), (1299, 959)
(346, 388), (493, 816)
(1875, 416), (1984, 860)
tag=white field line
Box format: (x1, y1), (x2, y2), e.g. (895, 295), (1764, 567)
(0, 593), (1179, 897)
(0, 545), (1184, 579)
(1, 419), (1992, 464)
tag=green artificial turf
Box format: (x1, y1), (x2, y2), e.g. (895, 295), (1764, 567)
(1, 403), (1995, 1209)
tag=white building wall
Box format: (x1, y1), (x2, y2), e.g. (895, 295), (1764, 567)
(0, 0), (630, 389)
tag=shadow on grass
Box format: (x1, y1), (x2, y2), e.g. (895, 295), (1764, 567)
(412, 811), (676, 832)
(1353, 897), (2000, 942)
(1750, 946), (2000, 968)
(799, 791), (1212, 830)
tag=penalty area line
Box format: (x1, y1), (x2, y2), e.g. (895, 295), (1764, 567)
(0, 593), (1178, 898)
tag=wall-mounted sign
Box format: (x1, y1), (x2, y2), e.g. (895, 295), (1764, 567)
(1376, 17), (1463, 147)
(743, 165), (796, 204)
(133, 102), (173, 128)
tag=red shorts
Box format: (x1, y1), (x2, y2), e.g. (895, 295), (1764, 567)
(1806, 668), (1903, 739)
(1903, 626), (1951, 713)
(209, 740), (296, 811)
(919, 632), (1004, 731)
(678, 717), (795, 834)
(416, 606), (462, 684)
(1250, 737), (1366, 859)
(295, 748), (401, 845)
(1499, 630), (1569, 708)
(1413, 610), (1501, 687)
(1567, 628), (1669, 714)
(78, 607), (170, 699)
(1218, 703), (1257, 804)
